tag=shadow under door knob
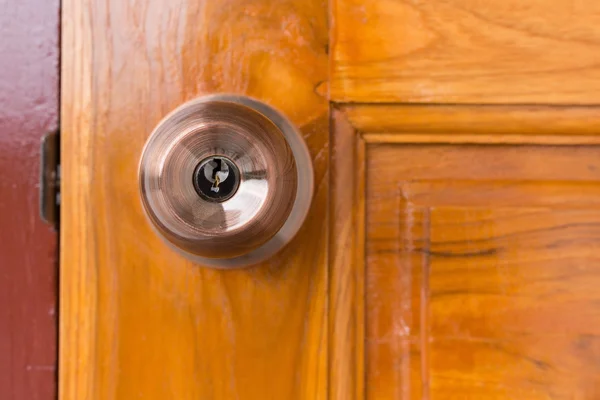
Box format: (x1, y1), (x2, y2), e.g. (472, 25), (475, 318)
(139, 95), (313, 268)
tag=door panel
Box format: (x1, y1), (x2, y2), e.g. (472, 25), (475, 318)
(368, 146), (600, 399)
(61, 1), (328, 398)
(332, 109), (600, 399)
(331, 0), (600, 103)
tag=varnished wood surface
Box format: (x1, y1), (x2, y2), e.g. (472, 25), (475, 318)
(61, 1), (328, 398)
(62, 0), (600, 397)
(365, 144), (600, 399)
(342, 105), (600, 137)
(331, 0), (600, 104)
(330, 110), (366, 400)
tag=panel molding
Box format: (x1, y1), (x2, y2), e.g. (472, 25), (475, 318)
(363, 133), (600, 145)
(342, 104), (600, 140)
(330, 109), (366, 400)
(330, 104), (600, 399)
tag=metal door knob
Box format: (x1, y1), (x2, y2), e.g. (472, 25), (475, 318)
(139, 95), (313, 268)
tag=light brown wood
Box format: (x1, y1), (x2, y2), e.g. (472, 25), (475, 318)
(331, 0), (600, 104)
(330, 110), (366, 400)
(342, 105), (600, 137)
(60, 0), (328, 398)
(365, 145), (600, 398)
(62, 0), (600, 397)
(331, 100), (600, 398)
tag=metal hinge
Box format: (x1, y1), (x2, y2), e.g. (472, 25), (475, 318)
(40, 131), (60, 230)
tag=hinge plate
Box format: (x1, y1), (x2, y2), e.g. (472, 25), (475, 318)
(40, 131), (60, 230)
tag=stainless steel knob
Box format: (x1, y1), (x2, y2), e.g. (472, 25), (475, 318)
(139, 95), (313, 268)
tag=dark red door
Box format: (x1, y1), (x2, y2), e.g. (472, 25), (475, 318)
(0, 0), (59, 399)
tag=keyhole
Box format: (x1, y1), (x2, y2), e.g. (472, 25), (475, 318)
(204, 158), (228, 193)
(193, 156), (240, 202)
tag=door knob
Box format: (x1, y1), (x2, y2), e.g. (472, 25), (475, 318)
(139, 95), (313, 268)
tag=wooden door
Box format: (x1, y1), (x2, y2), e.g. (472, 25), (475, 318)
(62, 1), (600, 399)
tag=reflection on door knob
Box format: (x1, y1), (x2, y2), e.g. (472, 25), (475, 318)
(139, 95), (313, 268)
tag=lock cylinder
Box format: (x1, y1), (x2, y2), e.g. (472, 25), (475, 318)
(138, 95), (313, 268)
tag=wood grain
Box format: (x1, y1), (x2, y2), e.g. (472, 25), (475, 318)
(331, 0), (600, 104)
(0, 0), (59, 399)
(342, 105), (600, 137)
(330, 110), (365, 400)
(365, 144), (600, 399)
(61, 1), (328, 399)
